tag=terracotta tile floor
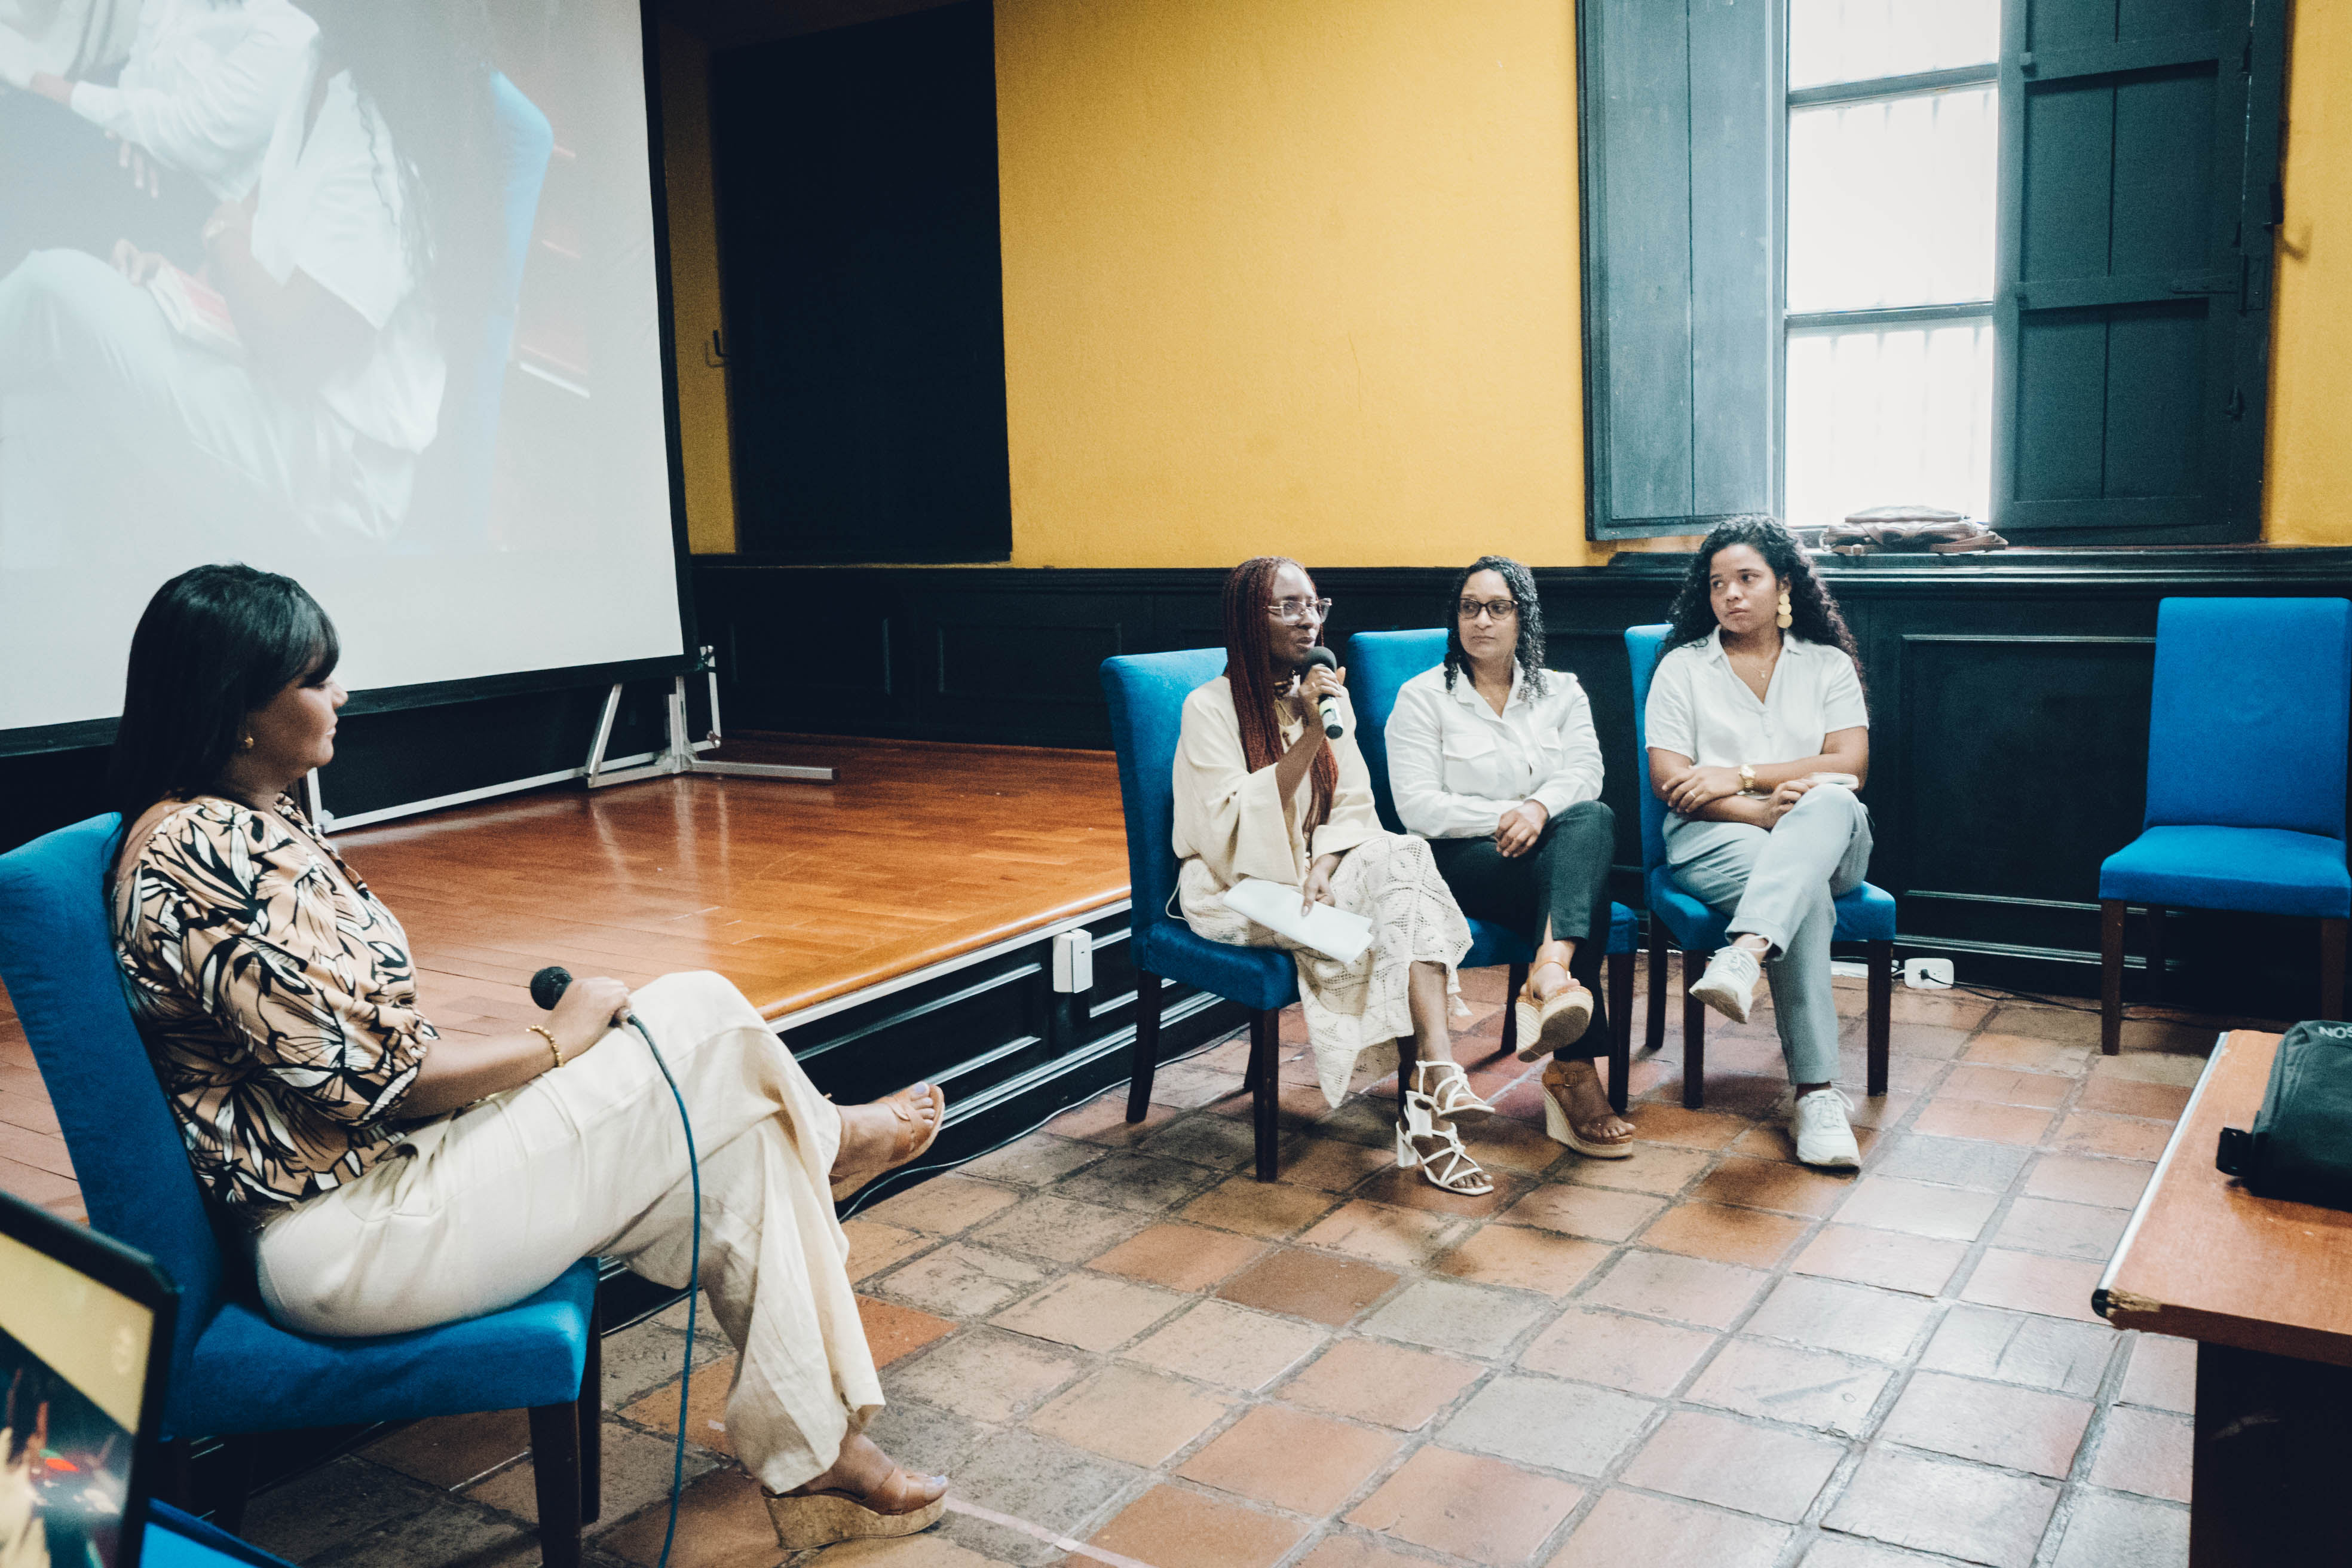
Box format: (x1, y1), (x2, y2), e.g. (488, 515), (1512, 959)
(234, 961), (2249, 1568)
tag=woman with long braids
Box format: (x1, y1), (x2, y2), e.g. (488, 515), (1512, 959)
(1385, 556), (1634, 1157)
(1172, 558), (1491, 1194)
(1644, 516), (1873, 1168)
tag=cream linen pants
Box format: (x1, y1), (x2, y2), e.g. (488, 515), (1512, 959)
(252, 970), (879, 1493)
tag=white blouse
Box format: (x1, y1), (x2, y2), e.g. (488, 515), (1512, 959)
(1644, 629), (1867, 770)
(1385, 663), (1604, 838)
(1171, 675), (1380, 892)
(68, 0), (316, 201)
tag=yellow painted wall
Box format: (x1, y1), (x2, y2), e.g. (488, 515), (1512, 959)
(994, 0), (1598, 568)
(660, 20), (739, 555)
(670, 0), (2342, 560)
(2262, 2), (2352, 545)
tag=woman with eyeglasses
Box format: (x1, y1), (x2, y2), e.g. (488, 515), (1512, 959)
(1385, 556), (1634, 1158)
(1171, 557), (1493, 1195)
(1645, 516), (1871, 1168)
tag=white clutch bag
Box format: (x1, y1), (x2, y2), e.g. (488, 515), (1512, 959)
(1221, 878), (1374, 964)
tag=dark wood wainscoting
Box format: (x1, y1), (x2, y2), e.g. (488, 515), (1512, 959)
(699, 549), (2352, 1017)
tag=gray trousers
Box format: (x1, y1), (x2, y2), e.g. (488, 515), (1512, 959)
(1670, 785), (1873, 1085)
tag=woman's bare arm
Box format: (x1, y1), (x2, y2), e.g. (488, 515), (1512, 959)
(401, 977), (630, 1117)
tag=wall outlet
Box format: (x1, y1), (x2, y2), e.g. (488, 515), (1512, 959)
(1904, 957), (1955, 991)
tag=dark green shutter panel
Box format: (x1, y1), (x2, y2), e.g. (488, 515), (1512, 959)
(1992, 0), (2287, 538)
(1580, 0), (1780, 540)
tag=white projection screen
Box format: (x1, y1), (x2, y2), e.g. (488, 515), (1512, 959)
(0, 0), (691, 750)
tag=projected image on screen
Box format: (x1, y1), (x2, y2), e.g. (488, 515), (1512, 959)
(0, 0), (685, 737)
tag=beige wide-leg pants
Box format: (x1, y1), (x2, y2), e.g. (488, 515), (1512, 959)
(252, 970), (878, 1493)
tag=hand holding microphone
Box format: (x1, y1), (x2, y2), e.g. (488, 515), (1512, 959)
(529, 965), (633, 1060)
(1300, 647), (1348, 740)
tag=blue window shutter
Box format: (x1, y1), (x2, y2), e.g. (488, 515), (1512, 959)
(1581, 0), (1781, 540)
(1992, 0), (2287, 540)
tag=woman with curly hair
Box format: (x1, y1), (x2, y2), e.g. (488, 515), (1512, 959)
(1385, 556), (1633, 1159)
(1171, 557), (1492, 1195)
(1644, 517), (1872, 1167)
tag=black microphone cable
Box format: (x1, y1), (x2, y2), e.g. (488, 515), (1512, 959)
(533, 967), (699, 1568)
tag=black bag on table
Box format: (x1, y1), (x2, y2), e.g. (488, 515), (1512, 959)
(2216, 1020), (2352, 1209)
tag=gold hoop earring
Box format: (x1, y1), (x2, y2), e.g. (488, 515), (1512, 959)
(1775, 589), (1794, 630)
(239, 734), (256, 751)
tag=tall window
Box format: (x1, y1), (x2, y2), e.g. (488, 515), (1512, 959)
(1783, 0), (1998, 529)
(1579, 0), (2285, 544)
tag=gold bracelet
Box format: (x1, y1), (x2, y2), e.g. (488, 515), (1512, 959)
(529, 1024), (564, 1071)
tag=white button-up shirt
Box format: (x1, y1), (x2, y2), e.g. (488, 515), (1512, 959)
(1645, 629), (1869, 861)
(1385, 662), (1604, 838)
(68, 0), (317, 202)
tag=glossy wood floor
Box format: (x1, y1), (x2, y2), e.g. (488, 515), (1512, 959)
(0, 735), (1131, 1222)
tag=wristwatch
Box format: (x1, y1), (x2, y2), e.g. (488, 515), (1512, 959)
(1738, 764), (1757, 795)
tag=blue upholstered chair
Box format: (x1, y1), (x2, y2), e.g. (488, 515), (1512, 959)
(1346, 629), (1643, 1111)
(0, 817), (603, 1560)
(1625, 626), (1896, 1108)
(1101, 650), (1300, 1180)
(2098, 598), (2352, 1052)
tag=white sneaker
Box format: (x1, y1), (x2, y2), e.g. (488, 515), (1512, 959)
(1793, 1088), (1861, 1168)
(1688, 946), (1762, 1024)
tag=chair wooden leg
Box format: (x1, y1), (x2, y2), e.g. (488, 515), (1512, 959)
(210, 1435), (256, 1537)
(1607, 949), (1634, 1114)
(1128, 970), (1163, 1122)
(2145, 904), (2167, 1006)
(1682, 949), (1710, 1110)
(2100, 900), (2126, 1055)
(1250, 1009), (1280, 1181)
(578, 1293), (603, 1525)
(1499, 961), (1529, 1058)
(529, 1399), (585, 1568)
(2323, 920), (2348, 1021)
(1866, 939), (1892, 1098)
(1645, 920), (1668, 1054)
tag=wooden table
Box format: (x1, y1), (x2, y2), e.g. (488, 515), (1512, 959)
(2097, 1028), (2352, 1566)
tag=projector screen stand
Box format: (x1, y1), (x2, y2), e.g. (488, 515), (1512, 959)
(583, 651), (835, 790)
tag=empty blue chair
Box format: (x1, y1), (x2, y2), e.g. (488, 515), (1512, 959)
(1101, 650), (1299, 1179)
(1347, 629), (1642, 1111)
(1625, 626), (1895, 1108)
(2098, 598), (2352, 1052)
(0, 816), (603, 1560)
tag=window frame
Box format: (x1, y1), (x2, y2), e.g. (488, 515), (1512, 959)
(1780, 56), (2000, 533)
(1578, 0), (2292, 547)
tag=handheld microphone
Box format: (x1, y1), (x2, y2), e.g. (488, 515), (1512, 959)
(531, 961), (697, 1568)
(1301, 646), (1345, 739)
(529, 964), (571, 1010)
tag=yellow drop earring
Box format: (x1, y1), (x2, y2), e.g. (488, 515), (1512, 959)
(1775, 589), (1794, 630)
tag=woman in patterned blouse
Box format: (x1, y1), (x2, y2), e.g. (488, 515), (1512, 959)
(108, 564), (953, 1550)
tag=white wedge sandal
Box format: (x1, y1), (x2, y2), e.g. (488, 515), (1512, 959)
(1396, 1088), (1494, 1196)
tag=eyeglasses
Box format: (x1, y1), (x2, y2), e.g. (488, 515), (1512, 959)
(1459, 598), (1520, 622)
(1266, 598), (1334, 625)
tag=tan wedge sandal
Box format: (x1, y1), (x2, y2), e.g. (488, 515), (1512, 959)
(1512, 943), (1595, 1062)
(1540, 1060), (1635, 1159)
(766, 1466), (950, 1549)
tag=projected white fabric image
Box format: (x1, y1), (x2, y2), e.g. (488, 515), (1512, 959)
(0, 0), (686, 737)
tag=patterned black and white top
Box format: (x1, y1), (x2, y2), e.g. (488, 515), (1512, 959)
(111, 794), (436, 1210)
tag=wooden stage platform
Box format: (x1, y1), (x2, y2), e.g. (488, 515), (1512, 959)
(0, 735), (1244, 1221)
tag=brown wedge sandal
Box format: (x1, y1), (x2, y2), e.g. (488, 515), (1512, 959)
(765, 1465), (949, 1549)
(1512, 942), (1595, 1061)
(1540, 1060), (1634, 1159)
(830, 1082), (948, 1200)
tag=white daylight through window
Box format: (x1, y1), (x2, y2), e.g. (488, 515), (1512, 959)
(1782, 0), (2000, 531)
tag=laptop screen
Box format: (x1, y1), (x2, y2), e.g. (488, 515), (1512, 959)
(0, 1194), (174, 1568)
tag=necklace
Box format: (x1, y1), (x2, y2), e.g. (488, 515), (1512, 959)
(1727, 635), (1781, 703)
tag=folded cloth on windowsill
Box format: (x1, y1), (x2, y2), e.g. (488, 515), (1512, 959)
(1820, 505), (2007, 555)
